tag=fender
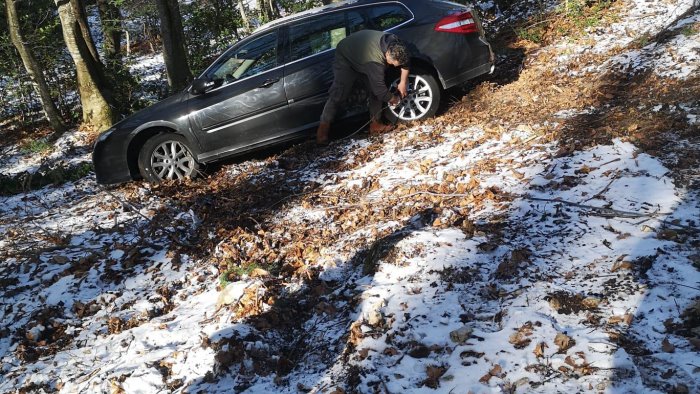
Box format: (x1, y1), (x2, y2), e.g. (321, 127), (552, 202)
(129, 120), (203, 157)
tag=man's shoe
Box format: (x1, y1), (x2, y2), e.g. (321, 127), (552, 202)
(316, 122), (331, 145)
(369, 120), (395, 135)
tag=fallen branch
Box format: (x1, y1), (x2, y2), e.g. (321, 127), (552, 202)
(527, 196), (665, 218)
(656, 282), (700, 292)
(525, 196), (698, 232)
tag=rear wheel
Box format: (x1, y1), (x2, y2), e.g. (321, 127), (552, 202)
(386, 71), (441, 123)
(137, 133), (199, 183)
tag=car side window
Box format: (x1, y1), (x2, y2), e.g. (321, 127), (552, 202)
(346, 10), (366, 34)
(367, 4), (412, 31)
(208, 31), (277, 84)
(289, 12), (346, 61)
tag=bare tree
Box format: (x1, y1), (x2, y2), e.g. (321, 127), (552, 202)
(6, 0), (66, 134)
(55, 0), (115, 132)
(155, 0), (192, 93)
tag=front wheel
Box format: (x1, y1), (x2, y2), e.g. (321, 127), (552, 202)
(137, 133), (200, 183)
(386, 71), (441, 123)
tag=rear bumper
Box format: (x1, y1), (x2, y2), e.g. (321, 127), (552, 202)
(443, 61), (494, 88)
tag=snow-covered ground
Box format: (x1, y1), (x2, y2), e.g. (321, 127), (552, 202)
(1, 0), (698, 393)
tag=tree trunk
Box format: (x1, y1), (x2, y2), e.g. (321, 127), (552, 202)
(267, 0), (279, 19)
(69, 0), (101, 65)
(257, 0), (272, 22)
(96, 0), (123, 60)
(237, 0), (250, 31)
(6, 0), (67, 134)
(155, 0), (192, 93)
(55, 0), (115, 132)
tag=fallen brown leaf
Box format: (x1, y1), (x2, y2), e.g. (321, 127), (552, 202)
(533, 342), (548, 358)
(479, 364), (503, 384)
(424, 365), (447, 389)
(509, 321), (534, 349)
(554, 332), (575, 353)
(609, 313), (634, 325)
(661, 337), (675, 353)
(611, 260), (634, 272)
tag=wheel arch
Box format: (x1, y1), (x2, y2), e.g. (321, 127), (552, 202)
(126, 127), (176, 180)
(125, 117), (202, 180)
(408, 57), (445, 90)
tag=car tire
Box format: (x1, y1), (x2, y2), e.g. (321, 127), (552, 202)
(137, 133), (200, 183)
(385, 69), (441, 123)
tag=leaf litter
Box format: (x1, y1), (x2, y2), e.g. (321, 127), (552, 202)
(1, 0), (699, 393)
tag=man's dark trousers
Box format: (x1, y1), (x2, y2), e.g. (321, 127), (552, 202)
(320, 56), (383, 124)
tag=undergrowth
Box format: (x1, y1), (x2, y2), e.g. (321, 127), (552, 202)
(20, 138), (52, 154)
(516, 0), (618, 44)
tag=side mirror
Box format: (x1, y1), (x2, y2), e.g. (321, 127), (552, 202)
(191, 78), (222, 95)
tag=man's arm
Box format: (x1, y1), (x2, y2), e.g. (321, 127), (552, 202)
(364, 63), (394, 103)
(397, 67), (409, 98)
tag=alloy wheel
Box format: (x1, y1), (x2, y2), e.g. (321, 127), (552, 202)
(389, 75), (434, 121)
(150, 140), (197, 181)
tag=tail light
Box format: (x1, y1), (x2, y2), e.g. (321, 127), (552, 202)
(434, 11), (478, 34)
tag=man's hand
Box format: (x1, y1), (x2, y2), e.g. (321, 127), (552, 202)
(398, 67), (410, 98)
(389, 94), (401, 106)
(397, 80), (408, 98)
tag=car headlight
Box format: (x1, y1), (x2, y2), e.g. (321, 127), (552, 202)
(97, 128), (115, 143)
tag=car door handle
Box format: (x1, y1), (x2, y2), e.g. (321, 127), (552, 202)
(259, 78), (280, 88)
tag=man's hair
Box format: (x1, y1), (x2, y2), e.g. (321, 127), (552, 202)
(387, 41), (410, 67)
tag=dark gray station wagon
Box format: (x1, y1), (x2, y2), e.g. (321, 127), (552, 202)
(93, 0), (494, 184)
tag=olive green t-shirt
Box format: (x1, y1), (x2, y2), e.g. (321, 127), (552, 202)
(335, 30), (403, 102)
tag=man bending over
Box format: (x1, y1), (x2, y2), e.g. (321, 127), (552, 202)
(317, 29), (410, 145)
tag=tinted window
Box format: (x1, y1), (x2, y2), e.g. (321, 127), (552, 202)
(208, 31), (277, 84)
(346, 10), (366, 34)
(368, 4), (411, 30)
(290, 13), (346, 61)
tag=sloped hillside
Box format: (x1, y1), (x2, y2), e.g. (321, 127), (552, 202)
(0, 1), (698, 393)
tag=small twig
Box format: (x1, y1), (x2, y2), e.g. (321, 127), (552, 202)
(104, 189), (152, 223)
(674, 297), (682, 315)
(523, 16), (559, 30)
(396, 191), (472, 200)
(267, 190), (317, 209)
(75, 367), (102, 385)
(593, 158), (622, 170)
(247, 216), (262, 228)
(582, 170), (621, 203)
(538, 370), (563, 385)
(657, 282), (700, 292)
